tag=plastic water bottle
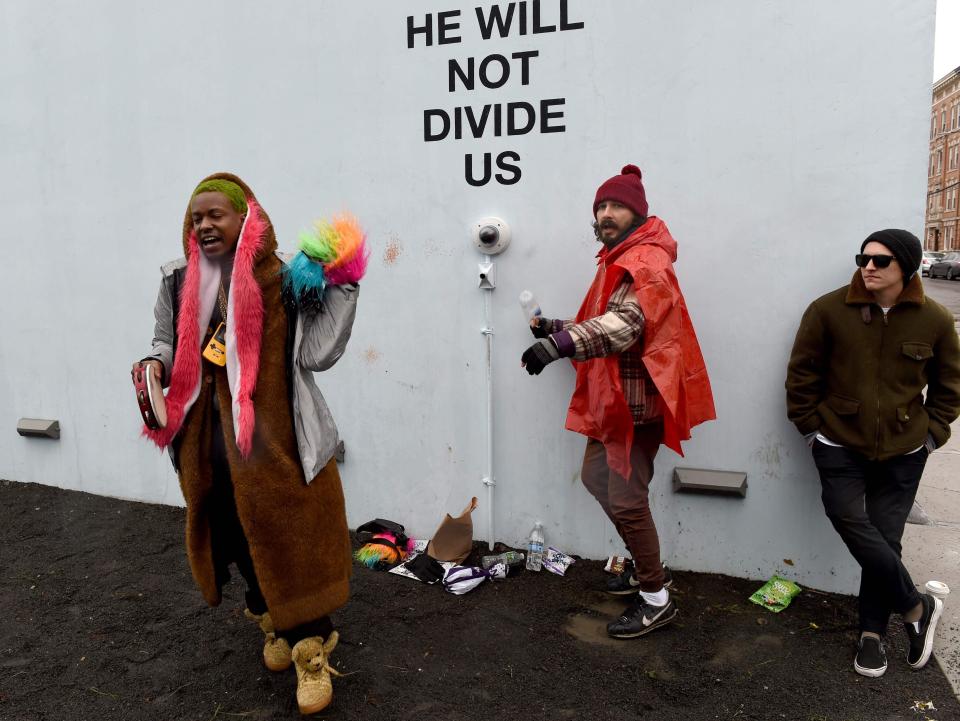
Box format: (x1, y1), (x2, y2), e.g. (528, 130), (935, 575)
(526, 522), (545, 572)
(518, 290), (542, 321)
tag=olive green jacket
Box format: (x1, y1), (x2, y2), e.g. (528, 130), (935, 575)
(786, 272), (960, 460)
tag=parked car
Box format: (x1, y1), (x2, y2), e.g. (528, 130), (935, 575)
(928, 251), (960, 280)
(921, 251), (945, 276)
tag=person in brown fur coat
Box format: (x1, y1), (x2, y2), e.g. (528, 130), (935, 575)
(131, 173), (364, 714)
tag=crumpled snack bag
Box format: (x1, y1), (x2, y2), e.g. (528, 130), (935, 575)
(604, 555), (628, 575)
(543, 546), (575, 576)
(749, 575), (801, 613)
(426, 497), (478, 564)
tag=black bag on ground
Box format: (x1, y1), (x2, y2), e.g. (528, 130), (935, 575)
(355, 518), (408, 548)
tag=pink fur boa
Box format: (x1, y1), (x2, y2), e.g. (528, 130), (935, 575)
(228, 201), (267, 457)
(144, 200), (267, 458)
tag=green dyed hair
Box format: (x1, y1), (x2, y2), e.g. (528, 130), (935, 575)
(192, 179), (248, 213)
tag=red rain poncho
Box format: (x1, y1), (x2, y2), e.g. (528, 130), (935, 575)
(565, 218), (716, 477)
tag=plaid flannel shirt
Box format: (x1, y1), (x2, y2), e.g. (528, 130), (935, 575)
(553, 274), (662, 425)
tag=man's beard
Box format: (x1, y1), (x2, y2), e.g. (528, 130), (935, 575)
(593, 220), (622, 241)
(592, 219), (643, 247)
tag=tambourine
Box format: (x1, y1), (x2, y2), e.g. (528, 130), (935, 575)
(133, 362), (167, 430)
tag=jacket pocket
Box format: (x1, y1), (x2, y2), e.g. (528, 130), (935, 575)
(896, 397), (926, 425)
(892, 398), (928, 452)
(825, 393), (860, 415)
(901, 342), (933, 361)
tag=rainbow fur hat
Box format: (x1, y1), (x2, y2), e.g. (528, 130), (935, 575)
(283, 213), (369, 301)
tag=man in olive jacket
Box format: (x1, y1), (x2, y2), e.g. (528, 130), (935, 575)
(786, 229), (960, 679)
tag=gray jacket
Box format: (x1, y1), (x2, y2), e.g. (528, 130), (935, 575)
(145, 253), (358, 482)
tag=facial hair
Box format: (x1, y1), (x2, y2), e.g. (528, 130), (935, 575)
(592, 218), (646, 248)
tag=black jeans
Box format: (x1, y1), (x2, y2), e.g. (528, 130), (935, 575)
(812, 440), (927, 635)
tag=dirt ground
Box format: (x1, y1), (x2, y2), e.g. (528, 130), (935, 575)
(1, 480), (957, 721)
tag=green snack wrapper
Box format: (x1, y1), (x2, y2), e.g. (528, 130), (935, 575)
(749, 575), (801, 613)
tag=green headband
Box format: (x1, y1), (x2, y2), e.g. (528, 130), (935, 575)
(192, 179), (248, 213)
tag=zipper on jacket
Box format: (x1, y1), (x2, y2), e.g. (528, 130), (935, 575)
(874, 304), (884, 458)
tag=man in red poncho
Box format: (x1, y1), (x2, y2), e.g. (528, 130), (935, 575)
(521, 164), (715, 639)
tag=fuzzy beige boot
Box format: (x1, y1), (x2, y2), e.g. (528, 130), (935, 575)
(291, 632), (341, 715)
(243, 608), (292, 672)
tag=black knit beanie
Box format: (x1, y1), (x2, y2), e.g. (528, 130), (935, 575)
(860, 229), (922, 281)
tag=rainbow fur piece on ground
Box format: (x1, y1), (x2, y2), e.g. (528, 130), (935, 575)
(353, 532), (406, 570)
(283, 213), (369, 301)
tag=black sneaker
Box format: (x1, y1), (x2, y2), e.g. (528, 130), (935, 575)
(905, 593), (943, 669)
(605, 562), (640, 595)
(606, 597), (678, 639)
(853, 636), (887, 678)
(605, 562), (673, 595)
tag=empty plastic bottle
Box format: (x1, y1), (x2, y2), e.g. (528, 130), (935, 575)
(518, 290), (542, 321)
(526, 522), (545, 572)
(480, 551), (525, 570)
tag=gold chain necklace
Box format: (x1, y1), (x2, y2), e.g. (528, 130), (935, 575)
(217, 282), (228, 325)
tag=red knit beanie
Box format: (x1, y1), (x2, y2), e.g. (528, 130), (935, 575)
(593, 164), (648, 218)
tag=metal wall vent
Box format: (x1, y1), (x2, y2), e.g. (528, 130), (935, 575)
(17, 418), (60, 440)
(673, 467), (747, 497)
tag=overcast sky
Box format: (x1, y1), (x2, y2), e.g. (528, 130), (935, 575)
(934, 0), (960, 80)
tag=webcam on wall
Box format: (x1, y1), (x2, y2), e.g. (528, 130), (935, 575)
(472, 217), (511, 255)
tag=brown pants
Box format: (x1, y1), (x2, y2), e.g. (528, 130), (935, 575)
(581, 424), (664, 592)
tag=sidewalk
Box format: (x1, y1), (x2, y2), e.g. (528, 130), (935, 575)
(903, 419), (960, 697)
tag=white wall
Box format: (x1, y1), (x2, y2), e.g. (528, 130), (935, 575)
(0, 0), (936, 592)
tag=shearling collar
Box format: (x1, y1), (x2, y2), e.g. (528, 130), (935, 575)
(845, 271), (924, 307)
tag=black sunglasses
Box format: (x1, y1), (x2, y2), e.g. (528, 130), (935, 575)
(855, 253), (896, 269)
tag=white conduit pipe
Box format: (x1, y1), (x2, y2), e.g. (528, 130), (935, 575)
(481, 284), (495, 550)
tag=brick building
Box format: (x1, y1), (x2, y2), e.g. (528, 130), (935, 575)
(926, 66), (960, 250)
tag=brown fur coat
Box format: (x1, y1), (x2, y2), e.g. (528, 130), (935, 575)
(174, 173), (351, 630)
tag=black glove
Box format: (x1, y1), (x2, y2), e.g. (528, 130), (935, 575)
(406, 553), (445, 584)
(530, 317), (557, 339)
(521, 338), (561, 375)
